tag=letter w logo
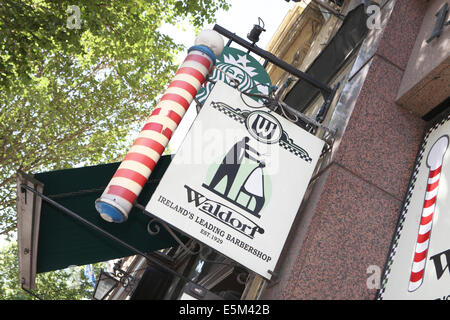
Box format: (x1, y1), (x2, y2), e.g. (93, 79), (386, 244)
(184, 185), (207, 207)
(251, 114), (277, 140)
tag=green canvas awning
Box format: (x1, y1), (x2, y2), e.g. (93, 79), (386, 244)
(17, 155), (180, 290)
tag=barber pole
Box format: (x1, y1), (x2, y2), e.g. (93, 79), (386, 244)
(408, 135), (449, 292)
(95, 30), (224, 223)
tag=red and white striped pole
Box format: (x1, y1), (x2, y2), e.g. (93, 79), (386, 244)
(95, 30), (224, 223)
(408, 135), (448, 292)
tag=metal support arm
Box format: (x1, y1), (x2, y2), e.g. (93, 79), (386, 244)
(19, 184), (206, 292)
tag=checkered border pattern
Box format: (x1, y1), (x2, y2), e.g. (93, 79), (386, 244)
(377, 112), (450, 300)
(211, 101), (245, 124)
(211, 101), (313, 163)
(279, 140), (312, 163)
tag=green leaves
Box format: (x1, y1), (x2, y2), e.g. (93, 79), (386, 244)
(0, 242), (105, 300)
(0, 0), (229, 88)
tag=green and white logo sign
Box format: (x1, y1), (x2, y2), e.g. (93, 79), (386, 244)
(196, 47), (272, 105)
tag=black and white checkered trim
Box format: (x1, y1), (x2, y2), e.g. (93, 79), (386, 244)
(211, 101), (245, 124)
(279, 140), (312, 163)
(377, 113), (450, 300)
(211, 101), (313, 163)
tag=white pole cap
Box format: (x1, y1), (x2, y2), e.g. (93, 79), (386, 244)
(194, 30), (224, 57)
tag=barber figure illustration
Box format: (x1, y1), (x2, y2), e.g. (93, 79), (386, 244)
(207, 136), (261, 198)
(236, 161), (266, 217)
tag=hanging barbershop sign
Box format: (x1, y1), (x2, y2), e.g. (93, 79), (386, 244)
(380, 113), (450, 300)
(146, 81), (324, 279)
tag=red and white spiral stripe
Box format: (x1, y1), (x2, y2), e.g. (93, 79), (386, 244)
(98, 49), (214, 219)
(408, 135), (448, 292)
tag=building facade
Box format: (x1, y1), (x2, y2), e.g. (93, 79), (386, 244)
(261, 0), (449, 299)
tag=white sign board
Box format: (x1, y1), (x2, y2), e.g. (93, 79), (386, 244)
(145, 81), (324, 279)
(380, 114), (450, 300)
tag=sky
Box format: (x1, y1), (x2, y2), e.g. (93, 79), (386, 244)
(161, 0), (299, 152)
(161, 0), (298, 61)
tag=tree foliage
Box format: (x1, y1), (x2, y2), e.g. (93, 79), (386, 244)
(0, 242), (104, 300)
(0, 0), (229, 236)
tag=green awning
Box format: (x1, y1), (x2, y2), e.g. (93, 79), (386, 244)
(17, 155), (180, 288)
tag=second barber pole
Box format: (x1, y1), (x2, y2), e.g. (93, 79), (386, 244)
(95, 30), (224, 223)
(408, 135), (449, 292)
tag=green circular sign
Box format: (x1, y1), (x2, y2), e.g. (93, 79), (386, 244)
(196, 47), (272, 105)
